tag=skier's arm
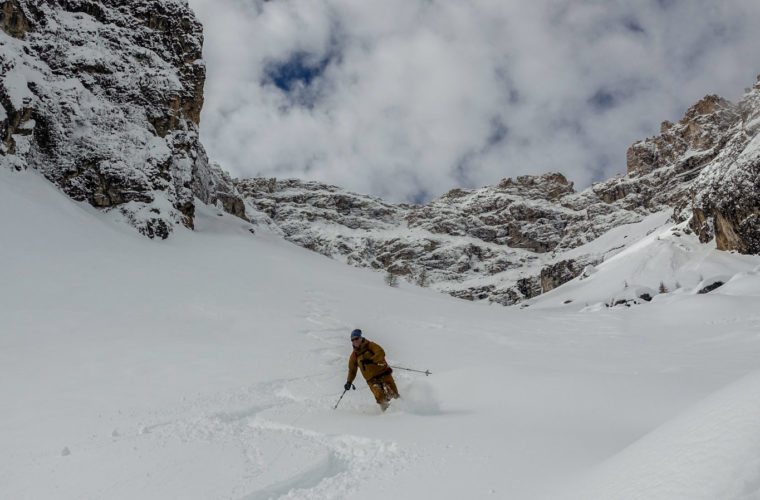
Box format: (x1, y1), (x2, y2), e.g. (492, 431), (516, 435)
(347, 354), (358, 383)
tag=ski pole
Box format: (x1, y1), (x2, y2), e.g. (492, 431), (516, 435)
(390, 365), (432, 376)
(333, 383), (355, 409)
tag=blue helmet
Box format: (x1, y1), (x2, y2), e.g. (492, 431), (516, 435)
(350, 329), (362, 340)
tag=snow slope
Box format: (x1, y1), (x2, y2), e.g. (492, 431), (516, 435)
(526, 214), (760, 310)
(568, 369), (760, 500)
(2, 169), (760, 499)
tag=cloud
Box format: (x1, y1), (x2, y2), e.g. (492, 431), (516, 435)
(188, 0), (760, 203)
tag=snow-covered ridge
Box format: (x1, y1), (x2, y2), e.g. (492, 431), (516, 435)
(236, 172), (651, 305)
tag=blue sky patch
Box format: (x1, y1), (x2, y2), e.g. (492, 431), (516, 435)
(263, 51), (331, 94)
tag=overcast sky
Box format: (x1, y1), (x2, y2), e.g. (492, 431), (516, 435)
(187, 0), (760, 203)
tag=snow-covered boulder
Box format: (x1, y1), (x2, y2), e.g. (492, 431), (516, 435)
(695, 275), (730, 295)
(607, 285), (657, 307)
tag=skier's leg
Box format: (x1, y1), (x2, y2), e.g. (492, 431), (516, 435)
(381, 373), (399, 399)
(368, 380), (387, 406)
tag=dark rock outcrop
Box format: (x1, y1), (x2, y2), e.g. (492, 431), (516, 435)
(540, 259), (585, 293)
(626, 95), (739, 177)
(620, 76), (760, 254)
(0, 0), (31, 39)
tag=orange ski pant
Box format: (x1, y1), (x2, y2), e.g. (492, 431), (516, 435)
(367, 372), (399, 405)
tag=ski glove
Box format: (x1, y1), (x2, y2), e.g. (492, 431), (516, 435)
(344, 382), (353, 391)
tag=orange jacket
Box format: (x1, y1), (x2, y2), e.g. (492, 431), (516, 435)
(347, 339), (391, 383)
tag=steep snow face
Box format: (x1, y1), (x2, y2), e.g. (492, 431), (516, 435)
(0, 0), (242, 238)
(3, 168), (760, 500)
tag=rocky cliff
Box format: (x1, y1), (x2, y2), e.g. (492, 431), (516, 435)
(235, 172), (642, 305)
(688, 78), (760, 254)
(0, 0), (243, 238)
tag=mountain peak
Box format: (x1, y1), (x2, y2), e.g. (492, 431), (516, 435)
(497, 172), (575, 200)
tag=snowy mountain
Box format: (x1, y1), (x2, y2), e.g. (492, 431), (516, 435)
(236, 78), (760, 305)
(2, 0), (759, 308)
(3, 3), (760, 499)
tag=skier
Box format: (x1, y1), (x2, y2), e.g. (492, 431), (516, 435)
(344, 329), (399, 411)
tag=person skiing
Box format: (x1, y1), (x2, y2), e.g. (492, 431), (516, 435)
(344, 329), (399, 411)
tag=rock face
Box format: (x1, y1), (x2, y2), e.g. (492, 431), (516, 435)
(408, 173), (578, 253)
(621, 78), (760, 254)
(0, 0), (243, 238)
(235, 173), (640, 305)
(689, 77), (760, 253)
(626, 95), (739, 177)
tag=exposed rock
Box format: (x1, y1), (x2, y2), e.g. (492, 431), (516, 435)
(689, 76), (760, 253)
(626, 95), (739, 177)
(697, 281), (725, 294)
(4, 2), (759, 304)
(408, 173), (580, 252)
(609, 76), (760, 255)
(236, 173), (634, 305)
(615, 94), (744, 223)
(0, 0), (244, 238)
(540, 259), (585, 293)
(0, 0), (31, 39)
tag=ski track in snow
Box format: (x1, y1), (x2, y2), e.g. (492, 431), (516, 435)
(63, 375), (405, 500)
(94, 291), (404, 500)
(4, 266), (410, 500)
(7, 294), (403, 500)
